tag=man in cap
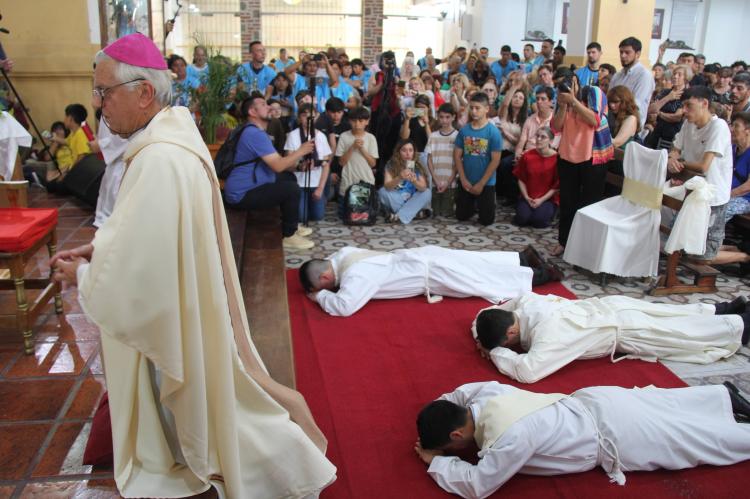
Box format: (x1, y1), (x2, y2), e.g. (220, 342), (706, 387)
(50, 33), (336, 498)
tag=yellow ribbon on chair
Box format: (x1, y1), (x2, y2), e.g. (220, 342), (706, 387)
(621, 177), (663, 210)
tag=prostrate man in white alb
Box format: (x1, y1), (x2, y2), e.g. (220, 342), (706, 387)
(609, 36), (654, 130)
(472, 292), (750, 383)
(49, 33), (335, 498)
(300, 245), (562, 317)
(415, 381), (750, 499)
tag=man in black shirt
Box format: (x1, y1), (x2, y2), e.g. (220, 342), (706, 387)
(314, 97), (351, 195)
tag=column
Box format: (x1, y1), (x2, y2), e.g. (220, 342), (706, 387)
(240, 0), (262, 63)
(590, 0), (657, 67)
(361, 0), (383, 65)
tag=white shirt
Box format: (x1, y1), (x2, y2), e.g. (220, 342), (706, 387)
(284, 127), (332, 189)
(673, 115), (733, 206)
(94, 118), (130, 228)
(609, 62), (654, 130)
(426, 381), (750, 498)
(479, 293), (742, 383)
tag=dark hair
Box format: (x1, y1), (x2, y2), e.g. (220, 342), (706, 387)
(325, 97), (346, 113)
(294, 90), (310, 107)
(618, 37), (642, 53)
(508, 89), (529, 128)
(732, 72), (750, 86)
(480, 46), (489, 51)
(553, 66), (574, 80)
(732, 61), (748, 70)
(51, 120), (68, 137)
(599, 63), (617, 76)
(437, 102), (456, 116)
(703, 63), (719, 74)
(524, 43), (534, 50)
(64, 104), (88, 124)
(586, 42), (602, 51)
(695, 53), (705, 62)
(414, 94), (431, 108)
(511, 52), (520, 63)
(543, 38), (554, 46)
(167, 54), (187, 71)
(501, 45), (512, 53)
(680, 85), (712, 102)
(475, 308), (515, 350)
(733, 112), (750, 128)
(416, 400), (468, 450)
(535, 86), (554, 101)
(554, 46), (566, 56)
(241, 91), (266, 117)
(272, 72), (292, 97)
(249, 40), (263, 50)
(348, 106), (371, 120)
(469, 91), (490, 107)
(297, 103), (314, 117)
(652, 62), (666, 70)
(350, 58), (364, 67)
(299, 260), (316, 293)
(679, 52), (694, 61)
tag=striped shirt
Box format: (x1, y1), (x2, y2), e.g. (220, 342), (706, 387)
(426, 129), (459, 186)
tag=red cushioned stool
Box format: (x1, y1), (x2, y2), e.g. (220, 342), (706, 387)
(0, 206), (63, 354)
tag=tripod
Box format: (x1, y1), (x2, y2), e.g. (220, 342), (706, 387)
(0, 34), (58, 176)
(301, 75), (317, 227)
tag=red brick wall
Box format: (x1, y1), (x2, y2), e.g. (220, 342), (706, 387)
(240, 0), (261, 63)
(361, 0), (383, 65)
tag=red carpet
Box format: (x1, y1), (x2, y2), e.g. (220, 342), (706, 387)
(288, 270), (750, 498)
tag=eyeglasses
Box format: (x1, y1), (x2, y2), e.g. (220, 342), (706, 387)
(92, 78), (145, 101)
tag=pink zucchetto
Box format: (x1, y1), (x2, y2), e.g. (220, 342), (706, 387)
(103, 33), (168, 70)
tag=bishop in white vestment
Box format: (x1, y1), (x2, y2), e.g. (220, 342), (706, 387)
(301, 246), (540, 317)
(50, 34), (336, 498)
(472, 293), (748, 383)
(415, 381), (750, 499)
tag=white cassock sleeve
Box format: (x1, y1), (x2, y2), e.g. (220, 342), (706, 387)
(489, 335), (594, 384)
(315, 271), (381, 316)
(427, 427), (533, 499)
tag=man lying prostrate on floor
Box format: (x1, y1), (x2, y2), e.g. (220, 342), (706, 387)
(472, 293), (750, 383)
(415, 380), (750, 499)
(300, 245), (562, 316)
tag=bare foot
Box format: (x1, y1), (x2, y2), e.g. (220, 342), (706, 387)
(550, 244), (565, 257)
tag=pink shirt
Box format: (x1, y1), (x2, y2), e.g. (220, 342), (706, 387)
(516, 112), (560, 154)
(557, 110), (596, 164)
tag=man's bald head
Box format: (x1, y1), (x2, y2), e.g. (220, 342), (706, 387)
(299, 259), (334, 292)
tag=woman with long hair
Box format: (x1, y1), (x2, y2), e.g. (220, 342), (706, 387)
(646, 64), (691, 149)
(494, 86), (529, 203)
(378, 139), (432, 223)
(607, 85), (641, 152)
(270, 72), (294, 127)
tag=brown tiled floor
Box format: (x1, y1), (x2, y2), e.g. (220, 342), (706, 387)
(0, 190), (119, 498)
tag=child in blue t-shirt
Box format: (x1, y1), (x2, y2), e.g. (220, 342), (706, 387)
(454, 92), (502, 225)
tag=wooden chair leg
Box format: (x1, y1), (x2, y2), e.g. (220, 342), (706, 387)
(47, 234), (63, 314)
(10, 257), (33, 355)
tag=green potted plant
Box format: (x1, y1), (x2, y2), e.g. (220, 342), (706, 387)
(191, 52), (235, 145)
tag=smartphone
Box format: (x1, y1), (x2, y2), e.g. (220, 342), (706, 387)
(412, 108), (424, 118)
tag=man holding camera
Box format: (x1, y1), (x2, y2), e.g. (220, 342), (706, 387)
(367, 51), (403, 184)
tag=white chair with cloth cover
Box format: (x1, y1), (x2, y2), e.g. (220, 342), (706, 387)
(563, 142), (667, 278)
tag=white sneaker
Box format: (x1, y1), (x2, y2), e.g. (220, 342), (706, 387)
(296, 224), (313, 237)
(283, 233), (315, 250)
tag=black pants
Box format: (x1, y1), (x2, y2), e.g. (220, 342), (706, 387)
(230, 171), (300, 237)
(495, 151), (519, 201)
(456, 184), (496, 226)
(557, 157), (606, 246)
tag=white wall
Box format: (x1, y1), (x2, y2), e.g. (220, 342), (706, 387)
(457, 0), (750, 68)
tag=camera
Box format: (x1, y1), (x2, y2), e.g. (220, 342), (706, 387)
(313, 53), (325, 62)
(556, 76), (574, 94)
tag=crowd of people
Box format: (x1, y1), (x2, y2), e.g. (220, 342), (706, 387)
(24, 36), (750, 263)
(135, 37), (749, 268)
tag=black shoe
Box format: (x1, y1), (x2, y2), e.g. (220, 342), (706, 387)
(724, 382), (750, 420)
(715, 296), (749, 315)
(521, 245), (544, 270)
(545, 262), (565, 281)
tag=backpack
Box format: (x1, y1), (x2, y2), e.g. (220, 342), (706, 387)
(343, 181), (378, 226)
(213, 123), (261, 180)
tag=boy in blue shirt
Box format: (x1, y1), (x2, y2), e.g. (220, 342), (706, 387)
(454, 92), (502, 226)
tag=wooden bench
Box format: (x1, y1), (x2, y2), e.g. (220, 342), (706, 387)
(225, 204), (295, 389)
(606, 172), (719, 296)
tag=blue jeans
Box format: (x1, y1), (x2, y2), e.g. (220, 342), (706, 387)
(298, 188), (326, 222)
(378, 187), (432, 224)
(514, 198), (556, 228)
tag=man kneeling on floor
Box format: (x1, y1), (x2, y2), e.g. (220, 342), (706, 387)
(472, 293), (750, 383)
(300, 245), (562, 316)
(415, 380), (750, 499)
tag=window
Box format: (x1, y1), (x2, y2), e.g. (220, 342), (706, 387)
(524, 0), (556, 41)
(261, 0), (363, 60)
(167, 0), (243, 61)
(382, 0), (444, 65)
